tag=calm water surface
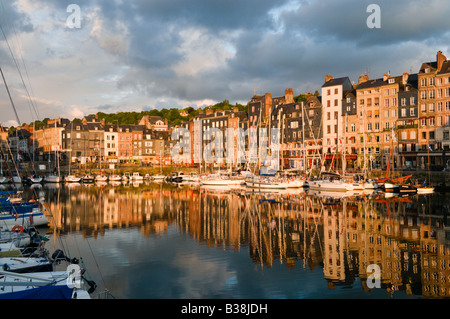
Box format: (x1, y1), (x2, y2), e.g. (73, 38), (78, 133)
(16, 181), (450, 299)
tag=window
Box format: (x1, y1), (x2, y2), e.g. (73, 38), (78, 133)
(421, 78), (427, 86)
(421, 104), (427, 112)
(429, 90), (435, 99)
(410, 97), (416, 105)
(410, 108), (415, 116)
(421, 91), (427, 99)
(401, 109), (407, 117)
(401, 98), (407, 106)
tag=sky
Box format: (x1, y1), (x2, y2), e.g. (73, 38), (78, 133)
(0, 0), (449, 127)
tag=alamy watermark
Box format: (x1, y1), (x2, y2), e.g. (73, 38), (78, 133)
(66, 264), (83, 289)
(366, 264), (381, 288)
(366, 4), (381, 29)
(66, 4), (81, 29)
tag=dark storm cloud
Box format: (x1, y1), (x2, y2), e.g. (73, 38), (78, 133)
(4, 0), (449, 122)
(282, 0), (450, 46)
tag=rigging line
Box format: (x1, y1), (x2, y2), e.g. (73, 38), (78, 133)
(0, 67), (21, 126)
(0, 0), (41, 121)
(0, 22), (39, 122)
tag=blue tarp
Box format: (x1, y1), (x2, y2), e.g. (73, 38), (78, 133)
(0, 285), (74, 299)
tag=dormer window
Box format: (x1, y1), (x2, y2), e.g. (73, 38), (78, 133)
(388, 78), (395, 84)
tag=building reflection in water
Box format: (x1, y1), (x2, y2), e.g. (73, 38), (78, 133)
(37, 182), (450, 298)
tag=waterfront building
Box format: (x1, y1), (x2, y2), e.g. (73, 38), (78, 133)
(142, 128), (169, 165)
(321, 75), (353, 170)
(131, 125), (145, 160)
(418, 50), (450, 169)
(8, 128), (32, 161)
(396, 73), (419, 169)
(342, 87), (358, 170)
(85, 119), (105, 162)
(139, 115), (169, 132)
(118, 125), (133, 161)
(62, 122), (89, 163)
(104, 124), (119, 161)
(33, 118), (69, 162)
(355, 76), (384, 170)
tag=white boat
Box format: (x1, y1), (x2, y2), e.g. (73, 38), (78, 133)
(0, 176), (11, 184)
(0, 208), (49, 229)
(27, 175), (43, 184)
(152, 174), (166, 181)
(122, 172), (131, 181)
(0, 230), (31, 249)
(363, 180), (378, 189)
(12, 176), (22, 184)
(65, 175), (81, 183)
(416, 187), (435, 194)
(245, 177), (287, 189)
(201, 178), (232, 186)
(108, 174), (122, 182)
(383, 182), (399, 192)
(308, 179), (354, 191)
(284, 179), (308, 188)
(81, 175), (94, 183)
(95, 175), (108, 182)
(0, 270), (94, 299)
(0, 257), (53, 273)
(132, 172), (144, 181)
(44, 174), (61, 183)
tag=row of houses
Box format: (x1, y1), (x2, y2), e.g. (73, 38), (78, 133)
(2, 50), (450, 171)
(174, 50), (450, 172)
(0, 115), (175, 166)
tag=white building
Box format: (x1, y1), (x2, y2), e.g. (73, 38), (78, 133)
(104, 124), (119, 160)
(321, 75), (353, 161)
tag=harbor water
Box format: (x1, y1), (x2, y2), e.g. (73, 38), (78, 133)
(10, 181), (450, 299)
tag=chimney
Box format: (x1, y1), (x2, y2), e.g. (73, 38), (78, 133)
(437, 50), (447, 72)
(232, 106), (239, 113)
(383, 73), (390, 81)
(285, 88), (294, 104)
(358, 74), (370, 84)
(164, 118), (168, 125)
(402, 72), (409, 85)
(206, 108), (213, 116)
(325, 74), (333, 83)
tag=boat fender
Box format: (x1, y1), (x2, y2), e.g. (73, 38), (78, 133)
(2, 264), (10, 271)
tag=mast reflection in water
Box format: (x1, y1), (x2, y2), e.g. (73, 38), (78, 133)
(25, 182), (450, 299)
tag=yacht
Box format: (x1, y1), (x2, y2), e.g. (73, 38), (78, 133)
(65, 175), (81, 183)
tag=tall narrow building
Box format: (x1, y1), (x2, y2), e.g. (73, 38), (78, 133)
(321, 75), (353, 170)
